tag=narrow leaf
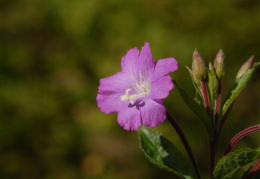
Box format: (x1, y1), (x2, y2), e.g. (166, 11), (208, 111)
(213, 148), (260, 179)
(138, 126), (196, 179)
(221, 62), (260, 118)
(175, 83), (214, 139)
(207, 69), (219, 112)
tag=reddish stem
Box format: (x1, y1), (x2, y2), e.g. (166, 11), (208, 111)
(247, 159), (260, 179)
(167, 112), (201, 179)
(201, 81), (216, 178)
(201, 81), (211, 118)
(224, 125), (260, 155)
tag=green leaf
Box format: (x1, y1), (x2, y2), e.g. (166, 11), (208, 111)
(213, 148), (260, 179)
(138, 126), (196, 179)
(175, 83), (214, 139)
(221, 62), (260, 119)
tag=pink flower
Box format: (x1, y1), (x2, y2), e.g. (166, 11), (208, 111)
(97, 42), (178, 130)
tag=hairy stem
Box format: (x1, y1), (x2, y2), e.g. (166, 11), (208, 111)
(167, 112), (201, 179)
(224, 125), (260, 155)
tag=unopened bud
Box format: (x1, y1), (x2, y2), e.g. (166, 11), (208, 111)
(214, 49), (225, 79)
(192, 49), (207, 80)
(236, 55), (255, 82)
(192, 69), (201, 86)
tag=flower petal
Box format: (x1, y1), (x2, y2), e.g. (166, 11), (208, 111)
(97, 72), (132, 114)
(117, 103), (142, 130)
(141, 98), (166, 128)
(149, 75), (174, 99)
(121, 42), (155, 80)
(138, 42), (155, 80)
(121, 47), (140, 77)
(153, 57), (178, 81)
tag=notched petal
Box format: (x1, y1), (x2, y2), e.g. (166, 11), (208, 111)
(150, 75), (174, 99)
(121, 47), (139, 76)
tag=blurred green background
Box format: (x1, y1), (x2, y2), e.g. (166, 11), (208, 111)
(0, 0), (260, 178)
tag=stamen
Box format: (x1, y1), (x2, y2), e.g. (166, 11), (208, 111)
(120, 71), (151, 104)
(120, 88), (131, 102)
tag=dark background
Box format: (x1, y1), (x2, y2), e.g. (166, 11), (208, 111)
(0, 0), (259, 178)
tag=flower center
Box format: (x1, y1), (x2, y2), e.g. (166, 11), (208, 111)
(120, 71), (150, 104)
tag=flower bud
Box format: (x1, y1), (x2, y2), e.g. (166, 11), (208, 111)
(214, 49), (225, 79)
(192, 68), (201, 86)
(192, 49), (207, 80)
(236, 55), (255, 82)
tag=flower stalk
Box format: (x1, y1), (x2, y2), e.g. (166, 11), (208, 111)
(167, 112), (201, 179)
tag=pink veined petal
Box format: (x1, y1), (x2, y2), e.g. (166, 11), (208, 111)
(153, 57), (178, 81)
(97, 72), (133, 114)
(140, 98), (166, 128)
(121, 47), (140, 77)
(149, 75), (174, 99)
(138, 42), (155, 80)
(117, 103), (142, 130)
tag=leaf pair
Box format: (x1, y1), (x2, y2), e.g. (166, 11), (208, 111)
(139, 126), (260, 179)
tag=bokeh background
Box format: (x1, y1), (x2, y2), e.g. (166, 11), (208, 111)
(0, 0), (260, 178)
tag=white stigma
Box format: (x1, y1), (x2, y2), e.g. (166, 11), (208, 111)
(120, 71), (150, 104)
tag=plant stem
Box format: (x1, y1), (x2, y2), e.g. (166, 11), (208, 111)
(201, 80), (216, 178)
(167, 112), (201, 179)
(209, 133), (216, 179)
(246, 159), (260, 179)
(224, 124), (260, 155)
(208, 80), (222, 179)
(216, 102), (234, 142)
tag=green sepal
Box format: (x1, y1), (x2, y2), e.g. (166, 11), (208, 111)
(220, 62), (260, 120)
(175, 82), (214, 139)
(186, 66), (203, 101)
(213, 148), (260, 179)
(138, 126), (196, 179)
